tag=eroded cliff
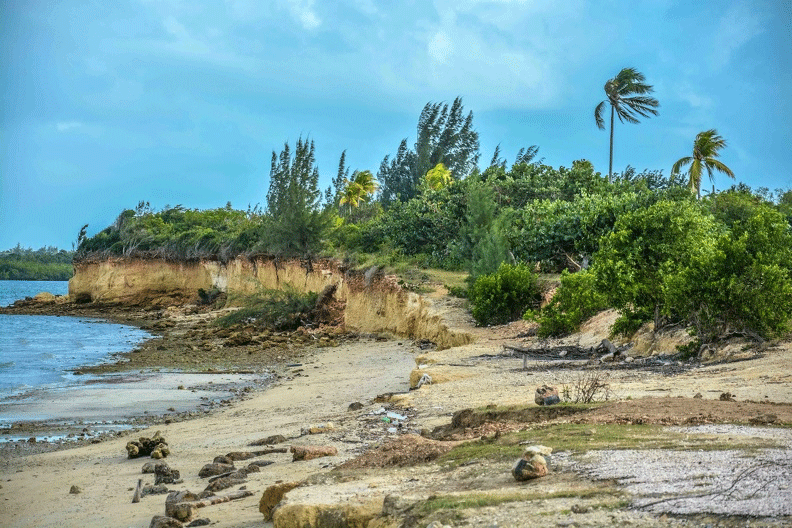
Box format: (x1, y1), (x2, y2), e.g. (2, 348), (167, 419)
(69, 257), (473, 349)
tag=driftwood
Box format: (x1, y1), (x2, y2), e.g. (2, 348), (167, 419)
(504, 339), (630, 369)
(132, 479), (143, 503)
(166, 490), (253, 522)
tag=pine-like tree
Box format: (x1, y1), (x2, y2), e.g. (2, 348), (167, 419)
(264, 137), (329, 256)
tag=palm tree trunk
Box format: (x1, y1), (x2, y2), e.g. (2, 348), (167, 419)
(608, 105), (614, 181)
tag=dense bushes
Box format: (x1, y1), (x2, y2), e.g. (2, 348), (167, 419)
(468, 263), (543, 326)
(215, 286), (318, 330)
(529, 269), (607, 337)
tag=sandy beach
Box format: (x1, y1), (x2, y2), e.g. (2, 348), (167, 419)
(1, 298), (792, 528)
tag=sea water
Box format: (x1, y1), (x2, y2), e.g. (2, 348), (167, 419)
(0, 280), (151, 399)
(0, 280), (265, 439)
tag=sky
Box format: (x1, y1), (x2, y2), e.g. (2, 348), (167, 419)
(1, 0), (790, 250)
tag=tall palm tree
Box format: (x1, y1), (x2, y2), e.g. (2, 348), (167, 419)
(338, 170), (379, 217)
(595, 67), (660, 180)
(671, 129), (735, 199)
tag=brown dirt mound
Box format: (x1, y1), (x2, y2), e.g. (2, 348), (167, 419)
(338, 434), (458, 469)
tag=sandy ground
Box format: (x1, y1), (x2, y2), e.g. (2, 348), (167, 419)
(1, 299), (791, 527)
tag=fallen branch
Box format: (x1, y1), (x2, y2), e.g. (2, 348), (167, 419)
(166, 490), (254, 522)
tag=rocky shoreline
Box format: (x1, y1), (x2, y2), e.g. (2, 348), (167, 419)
(2, 293), (792, 527)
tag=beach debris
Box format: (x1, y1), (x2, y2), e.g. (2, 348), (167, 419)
(290, 445), (337, 461)
(69, 485), (83, 494)
(415, 373), (432, 389)
(149, 514), (183, 528)
(512, 445), (552, 481)
(127, 431), (170, 459)
(535, 385), (561, 406)
(165, 489), (254, 522)
(259, 481), (303, 521)
(198, 463), (235, 478)
(133, 479), (143, 503)
(155, 464), (182, 485)
(249, 434), (287, 446)
(301, 422), (335, 435)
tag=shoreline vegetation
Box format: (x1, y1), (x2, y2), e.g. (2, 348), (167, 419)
(0, 246), (73, 281)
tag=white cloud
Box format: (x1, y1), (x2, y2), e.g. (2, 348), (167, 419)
(284, 0), (321, 30)
(710, 3), (764, 70)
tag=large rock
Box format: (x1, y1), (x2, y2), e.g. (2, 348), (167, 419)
(535, 385), (560, 406)
(272, 499), (383, 528)
(198, 463), (235, 478)
(290, 445), (337, 461)
(259, 481), (302, 521)
(512, 445), (552, 481)
(155, 464), (181, 485)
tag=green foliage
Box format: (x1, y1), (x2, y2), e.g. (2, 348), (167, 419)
(215, 286), (318, 330)
(461, 181), (511, 278)
(593, 199), (719, 331)
(468, 263), (542, 326)
(0, 245), (74, 280)
(378, 97), (479, 205)
(666, 204), (792, 340)
(425, 163), (453, 190)
(76, 205), (262, 260)
(265, 138), (330, 256)
(531, 269), (608, 337)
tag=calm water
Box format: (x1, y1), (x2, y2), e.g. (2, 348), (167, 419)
(0, 280), (151, 399)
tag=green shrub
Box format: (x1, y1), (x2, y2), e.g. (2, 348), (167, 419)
(215, 286), (318, 330)
(531, 269), (607, 337)
(468, 263), (542, 326)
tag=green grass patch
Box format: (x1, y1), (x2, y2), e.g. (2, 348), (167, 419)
(440, 422), (787, 466)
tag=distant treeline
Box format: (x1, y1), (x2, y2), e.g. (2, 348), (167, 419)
(0, 245), (74, 280)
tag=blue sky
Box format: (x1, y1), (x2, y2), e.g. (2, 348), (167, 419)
(1, 0), (790, 249)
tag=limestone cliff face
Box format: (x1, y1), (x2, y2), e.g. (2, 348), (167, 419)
(69, 257), (472, 349)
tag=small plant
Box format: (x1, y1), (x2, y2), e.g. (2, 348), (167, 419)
(468, 262), (543, 326)
(215, 286), (318, 330)
(531, 269), (608, 337)
(569, 369), (612, 403)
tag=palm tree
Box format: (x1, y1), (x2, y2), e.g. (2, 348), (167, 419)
(338, 170), (379, 217)
(351, 170), (378, 198)
(671, 129), (735, 199)
(595, 67), (660, 180)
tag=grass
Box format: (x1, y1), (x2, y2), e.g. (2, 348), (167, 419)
(412, 488), (625, 517)
(214, 286), (317, 330)
(439, 422), (787, 466)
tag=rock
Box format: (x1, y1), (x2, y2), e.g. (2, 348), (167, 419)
(720, 392), (736, 401)
(165, 491), (199, 521)
(149, 515), (183, 528)
(186, 519), (211, 527)
(212, 455), (233, 465)
(273, 499), (384, 528)
(128, 432), (169, 459)
(69, 485), (82, 494)
(143, 484), (170, 496)
(348, 402), (364, 411)
(249, 434), (287, 446)
(155, 464), (181, 485)
(143, 461), (169, 474)
(224, 451), (258, 461)
(301, 422), (335, 435)
(290, 445), (338, 461)
(512, 445), (552, 481)
(248, 460), (275, 468)
(259, 481), (302, 521)
(198, 463), (235, 478)
(204, 476), (246, 493)
(535, 385), (560, 406)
